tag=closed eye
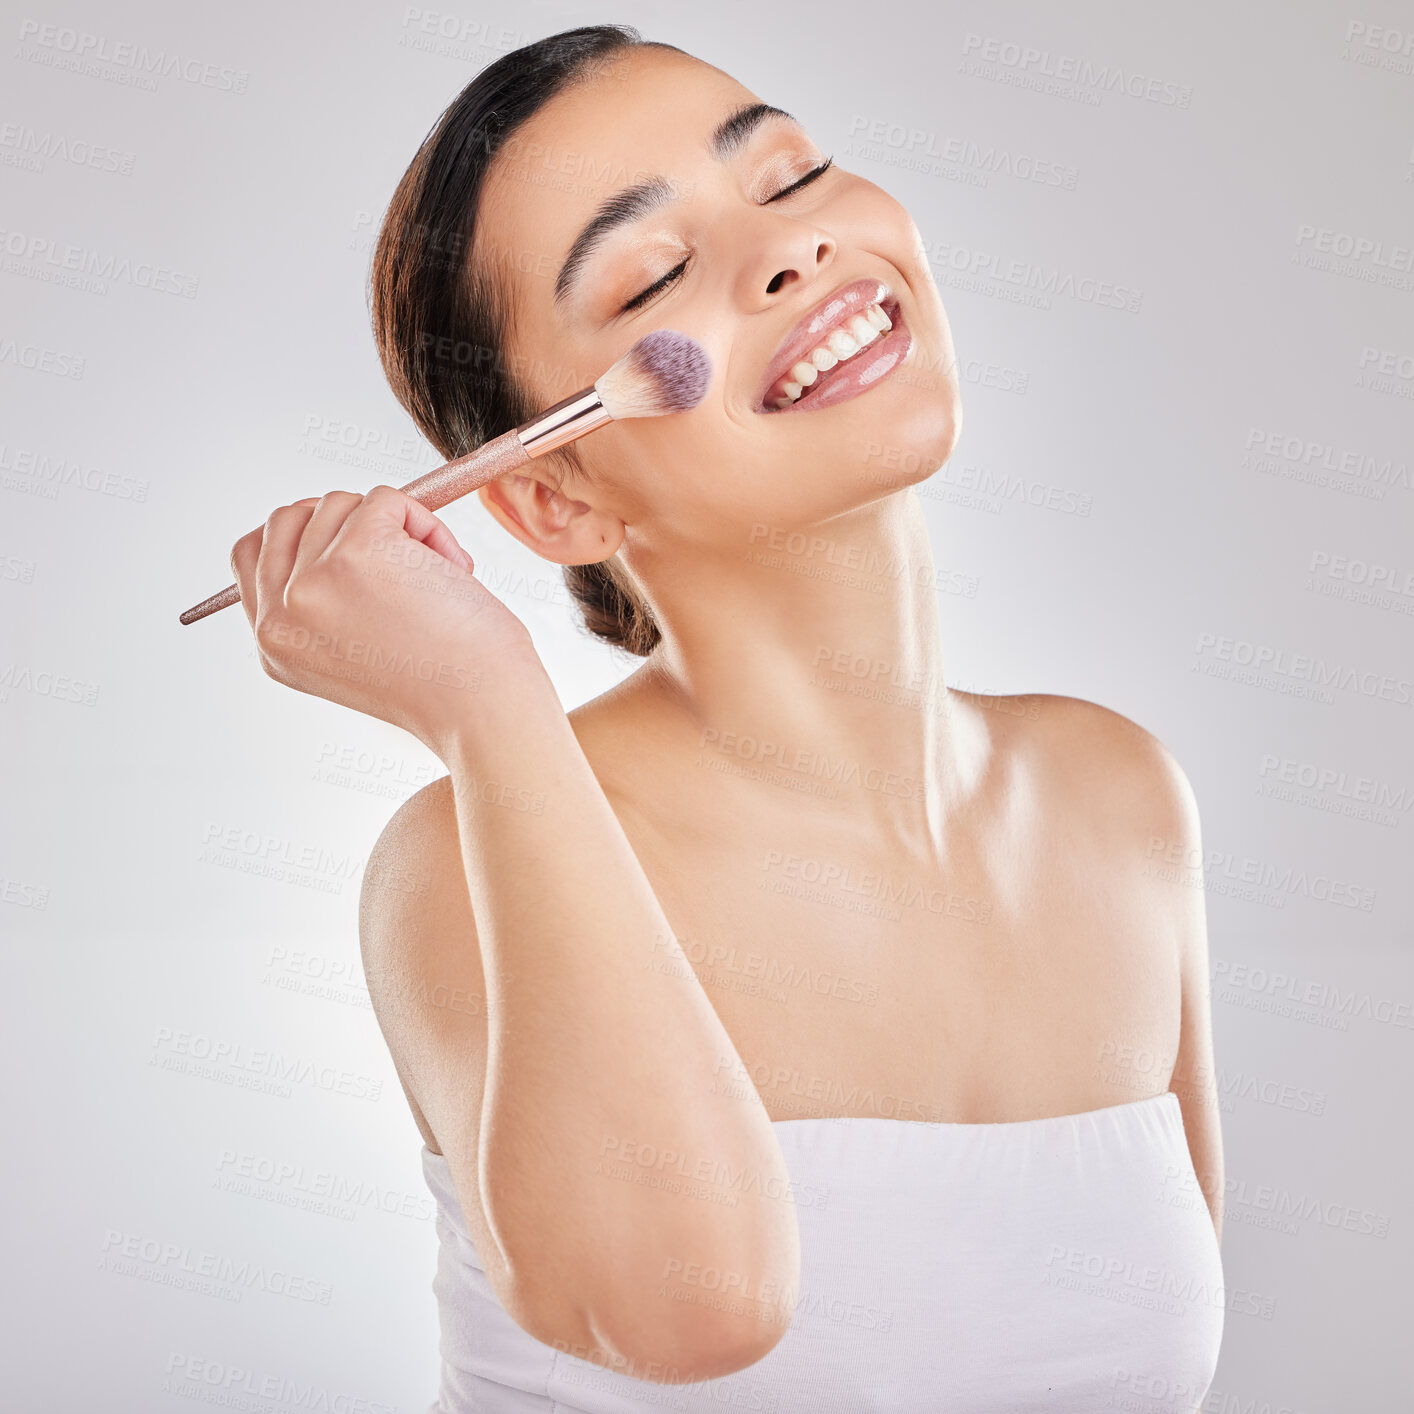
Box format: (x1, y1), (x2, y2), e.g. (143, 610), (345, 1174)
(618, 156), (836, 314)
(766, 155), (834, 203)
(620, 257), (690, 314)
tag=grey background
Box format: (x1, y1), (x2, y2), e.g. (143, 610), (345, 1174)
(2, 0), (1411, 1406)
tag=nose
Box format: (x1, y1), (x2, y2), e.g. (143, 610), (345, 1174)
(737, 217), (837, 310)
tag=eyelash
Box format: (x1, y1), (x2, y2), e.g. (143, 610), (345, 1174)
(618, 156), (835, 314)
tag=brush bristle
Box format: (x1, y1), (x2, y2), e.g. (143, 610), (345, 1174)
(595, 329), (712, 420)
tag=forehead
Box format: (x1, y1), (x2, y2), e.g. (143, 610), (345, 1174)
(477, 48), (757, 315)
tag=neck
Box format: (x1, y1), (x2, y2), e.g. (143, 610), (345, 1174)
(635, 490), (981, 856)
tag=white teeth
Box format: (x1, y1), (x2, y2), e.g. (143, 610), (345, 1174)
(848, 313), (880, 345)
(766, 300), (895, 408)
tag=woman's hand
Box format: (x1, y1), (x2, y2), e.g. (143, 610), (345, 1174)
(229, 485), (539, 754)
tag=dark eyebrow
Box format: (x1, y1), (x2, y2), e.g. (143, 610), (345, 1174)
(552, 102), (800, 307)
(710, 101), (797, 161)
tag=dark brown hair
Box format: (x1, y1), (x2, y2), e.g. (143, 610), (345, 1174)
(369, 24), (682, 658)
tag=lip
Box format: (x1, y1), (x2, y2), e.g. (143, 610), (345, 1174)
(753, 276), (906, 414)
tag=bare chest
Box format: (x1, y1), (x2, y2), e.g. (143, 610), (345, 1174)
(629, 824), (1182, 1124)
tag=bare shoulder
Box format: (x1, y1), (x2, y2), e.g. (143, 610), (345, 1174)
(962, 690), (1211, 1077)
(359, 772), (464, 964)
(959, 701), (1222, 1218)
(955, 688), (1200, 848)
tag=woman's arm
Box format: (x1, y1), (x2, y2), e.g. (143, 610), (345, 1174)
(360, 645), (801, 1381)
(227, 488), (798, 1379)
(1159, 752), (1225, 1245)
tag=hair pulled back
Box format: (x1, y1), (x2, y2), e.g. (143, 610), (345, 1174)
(370, 24), (677, 657)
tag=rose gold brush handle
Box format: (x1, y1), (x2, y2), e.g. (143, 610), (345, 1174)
(176, 424), (544, 626)
(177, 374), (629, 625)
(178, 329), (707, 627)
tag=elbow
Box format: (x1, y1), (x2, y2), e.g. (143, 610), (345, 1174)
(486, 1183), (802, 1383)
(503, 1269), (793, 1385)
(589, 1299), (791, 1384)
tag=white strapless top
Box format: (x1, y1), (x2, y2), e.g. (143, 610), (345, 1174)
(420, 1092), (1224, 1412)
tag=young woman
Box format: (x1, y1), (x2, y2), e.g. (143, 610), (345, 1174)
(230, 23), (1226, 1413)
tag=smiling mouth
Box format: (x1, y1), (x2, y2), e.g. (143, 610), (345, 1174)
(756, 293), (908, 415)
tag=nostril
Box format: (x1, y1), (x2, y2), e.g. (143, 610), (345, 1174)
(766, 271), (787, 294)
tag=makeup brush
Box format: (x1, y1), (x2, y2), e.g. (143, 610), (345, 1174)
(178, 329), (711, 625)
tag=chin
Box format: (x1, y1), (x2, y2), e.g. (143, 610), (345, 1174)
(843, 375), (962, 497)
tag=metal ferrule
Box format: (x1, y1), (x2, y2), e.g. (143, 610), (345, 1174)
(516, 387), (612, 458)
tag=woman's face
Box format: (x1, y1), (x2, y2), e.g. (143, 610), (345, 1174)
(475, 45), (961, 561)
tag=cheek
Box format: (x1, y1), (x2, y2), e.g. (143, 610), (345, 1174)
(582, 404), (733, 526)
(632, 407), (779, 539)
(832, 174), (923, 256)
(830, 176), (954, 356)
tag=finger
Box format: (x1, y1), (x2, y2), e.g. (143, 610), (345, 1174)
(230, 527), (265, 632)
(256, 503), (317, 614)
(416, 509), (476, 574)
(343, 484), (476, 575)
(231, 500), (322, 631)
(292, 491), (365, 577)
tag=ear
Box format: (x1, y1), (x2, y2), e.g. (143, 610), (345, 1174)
(476, 465), (624, 565)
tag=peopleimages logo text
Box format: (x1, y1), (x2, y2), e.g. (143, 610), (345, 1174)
(16, 20), (249, 92)
(1194, 633), (1413, 705)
